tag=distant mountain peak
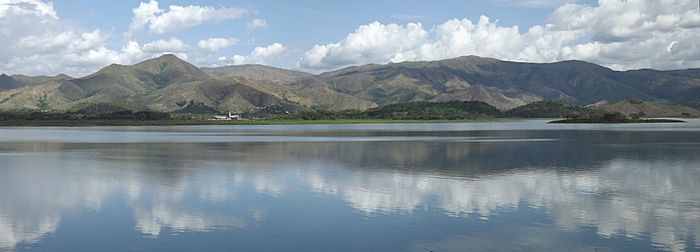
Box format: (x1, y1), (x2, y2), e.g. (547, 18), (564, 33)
(0, 73), (22, 90)
(134, 54), (209, 81)
(55, 74), (72, 79)
(159, 53), (178, 58)
(455, 55), (491, 60)
(136, 54), (182, 67)
(1, 55), (699, 112)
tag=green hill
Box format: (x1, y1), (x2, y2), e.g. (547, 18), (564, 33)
(590, 100), (700, 118)
(9, 74), (72, 86)
(0, 54), (374, 112)
(314, 56), (669, 110)
(506, 101), (587, 118)
(2, 55), (700, 114)
(203, 64), (312, 84)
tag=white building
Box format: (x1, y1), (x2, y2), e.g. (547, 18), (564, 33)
(212, 112), (241, 120)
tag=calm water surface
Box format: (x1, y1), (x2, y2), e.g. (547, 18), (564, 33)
(1, 120), (699, 251)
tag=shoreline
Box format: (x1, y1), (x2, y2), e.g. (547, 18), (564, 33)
(0, 118), (505, 127)
(549, 118), (687, 124)
(0, 118), (693, 127)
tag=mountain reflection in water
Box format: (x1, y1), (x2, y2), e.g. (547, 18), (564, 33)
(0, 122), (698, 251)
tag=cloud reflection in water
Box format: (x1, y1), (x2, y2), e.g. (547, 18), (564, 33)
(0, 126), (698, 251)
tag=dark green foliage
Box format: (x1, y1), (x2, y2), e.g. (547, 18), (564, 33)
(5, 99), (682, 124)
(94, 111), (170, 120)
(505, 101), (587, 118)
(243, 105), (291, 119)
(0, 111), (78, 121)
(153, 75), (170, 87)
(159, 62), (168, 72)
(630, 112), (646, 120)
(365, 101), (501, 120)
(599, 111), (628, 122)
(35, 92), (50, 111)
(273, 101), (502, 121)
(0, 110), (170, 121)
(76, 103), (130, 114)
(549, 110), (683, 123)
(172, 100), (218, 114)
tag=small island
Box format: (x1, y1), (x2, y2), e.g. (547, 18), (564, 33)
(549, 111), (686, 124)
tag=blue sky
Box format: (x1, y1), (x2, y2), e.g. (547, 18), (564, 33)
(52, 0), (589, 68)
(0, 0), (698, 76)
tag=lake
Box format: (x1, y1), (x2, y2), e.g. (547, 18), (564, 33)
(0, 120), (699, 251)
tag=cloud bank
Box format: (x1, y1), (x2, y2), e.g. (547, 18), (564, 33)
(247, 18), (268, 30)
(197, 37), (239, 52)
(299, 0), (700, 72)
(2, 0), (700, 76)
(127, 0), (250, 36)
(231, 43), (288, 65)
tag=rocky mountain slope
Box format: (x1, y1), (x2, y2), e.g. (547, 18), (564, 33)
(315, 56), (697, 110)
(1, 54), (699, 113)
(0, 55), (374, 112)
(203, 64), (312, 84)
(590, 100), (700, 118)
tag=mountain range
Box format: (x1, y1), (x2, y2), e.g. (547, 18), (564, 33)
(0, 54), (699, 113)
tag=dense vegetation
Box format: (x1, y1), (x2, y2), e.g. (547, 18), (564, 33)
(505, 101), (587, 118)
(366, 101), (502, 120)
(270, 101), (502, 120)
(0, 110), (170, 121)
(550, 110), (684, 123)
(173, 100), (219, 114)
(4, 54), (700, 114)
(0, 100), (688, 125)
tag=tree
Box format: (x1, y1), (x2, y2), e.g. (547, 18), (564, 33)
(631, 112), (646, 120)
(35, 92), (50, 112)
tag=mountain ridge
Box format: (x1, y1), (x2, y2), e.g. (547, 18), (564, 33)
(203, 64), (312, 84)
(313, 56), (700, 109)
(0, 54), (699, 113)
(0, 54), (375, 112)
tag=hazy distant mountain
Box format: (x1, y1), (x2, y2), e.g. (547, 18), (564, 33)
(0, 74), (22, 90)
(315, 56), (682, 110)
(203, 64), (312, 84)
(1, 54), (699, 113)
(10, 74), (72, 86)
(616, 69), (700, 109)
(590, 100), (700, 118)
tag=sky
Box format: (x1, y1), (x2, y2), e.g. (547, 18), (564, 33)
(1, 0), (699, 77)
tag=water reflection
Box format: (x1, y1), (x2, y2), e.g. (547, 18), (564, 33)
(0, 124), (699, 251)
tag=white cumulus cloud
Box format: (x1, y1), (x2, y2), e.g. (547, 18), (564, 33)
(197, 37), (239, 52)
(299, 0), (700, 72)
(247, 18), (268, 30)
(142, 37), (189, 53)
(232, 43), (288, 65)
(127, 0), (250, 36)
(0, 0), (146, 76)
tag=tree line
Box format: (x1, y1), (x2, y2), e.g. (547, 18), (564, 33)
(0, 100), (616, 122)
(0, 110), (170, 121)
(269, 101), (589, 120)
